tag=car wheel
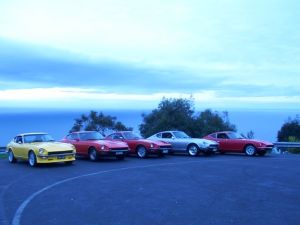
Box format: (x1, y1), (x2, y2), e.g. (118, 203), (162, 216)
(28, 151), (37, 167)
(137, 146), (147, 158)
(8, 150), (17, 163)
(187, 144), (199, 156)
(245, 145), (256, 156)
(88, 147), (99, 161)
(258, 151), (266, 156)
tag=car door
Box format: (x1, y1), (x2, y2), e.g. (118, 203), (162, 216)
(13, 136), (28, 159)
(67, 133), (84, 154)
(216, 133), (231, 151)
(161, 132), (182, 152)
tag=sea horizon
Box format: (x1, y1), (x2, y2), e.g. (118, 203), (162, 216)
(1, 108), (299, 146)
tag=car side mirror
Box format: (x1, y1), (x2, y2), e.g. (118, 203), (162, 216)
(18, 141), (22, 144)
(74, 138), (80, 142)
(171, 137), (175, 140)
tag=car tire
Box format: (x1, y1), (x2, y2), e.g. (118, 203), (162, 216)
(88, 147), (99, 161)
(258, 151), (266, 156)
(137, 146), (147, 158)
(245, 145), (257, 156)
(8, 150), (17, 163)
(187, 144), (199, 156)
(28, 151), (37, 167)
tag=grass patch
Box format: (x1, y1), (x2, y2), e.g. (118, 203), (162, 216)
(0, 153), (7, 159)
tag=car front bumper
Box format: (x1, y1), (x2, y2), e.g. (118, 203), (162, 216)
(98, 149), (129, 157)
(37, 153), (76, 163)
(148, 147), (171, 155)
(257, 146), (274, 152)
(200, 145), (219, 153)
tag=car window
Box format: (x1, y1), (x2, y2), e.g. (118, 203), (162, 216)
(67, 133), (78, 140)
(210, 133), (217, 138)
(162, 132), (173, 139)
(15, 136), (23, 143)
(111, 133), (123, 140)
(217, 133), (229, 139)
(156, 133), (161, 138)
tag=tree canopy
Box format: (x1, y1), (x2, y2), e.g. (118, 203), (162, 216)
(277, 116), (300, 141)
(70, 110), (132, 135)
(139, 98), (236, 138)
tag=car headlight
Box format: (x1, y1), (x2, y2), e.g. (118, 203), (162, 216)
(101, 145), (109, 151)
(202, 142), (209, 147)
(150, 143), (154, 148)
(38, 148), (47, 155)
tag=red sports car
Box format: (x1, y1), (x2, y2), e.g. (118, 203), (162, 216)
(62, 131), (129, 161)
(105, 131), (172, 158)
(203, 131), (273, 156)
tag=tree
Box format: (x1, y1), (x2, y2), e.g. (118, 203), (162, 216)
(139, 98), (236, 138)
(70, 110), (132, 135)
(139, 98), (195, 138)
(277, 116), (300, 141)
(192, 109), (236, 137)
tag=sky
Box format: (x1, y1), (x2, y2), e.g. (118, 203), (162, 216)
(0, 0), (300, 110)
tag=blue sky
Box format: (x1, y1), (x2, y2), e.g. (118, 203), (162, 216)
(0, 0), (299, 110)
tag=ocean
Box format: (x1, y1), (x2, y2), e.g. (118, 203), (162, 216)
(0, 108), (298, 146)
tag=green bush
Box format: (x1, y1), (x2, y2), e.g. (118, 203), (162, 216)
(287, 136), (300, 154)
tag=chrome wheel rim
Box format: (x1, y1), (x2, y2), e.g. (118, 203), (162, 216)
(29, 152), (35, 166)
(246, 146), (255, 156)
(137, 147), (146, 158)
(89, 149), (97, 161)
(188, 145), (198, 156)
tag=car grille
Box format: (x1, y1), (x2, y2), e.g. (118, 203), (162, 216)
(209, 144), (219, 148)
(110, 147), (128, 151)
(48, 150), (73, 155)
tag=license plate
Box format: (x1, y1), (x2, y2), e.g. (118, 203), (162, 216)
(163, 150), (169, 154)
(57, 156), (65, 159)
(116, 152), (123, 155)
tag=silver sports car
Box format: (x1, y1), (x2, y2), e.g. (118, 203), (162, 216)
(148, 131), (219, 156)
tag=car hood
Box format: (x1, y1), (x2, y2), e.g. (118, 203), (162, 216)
(93, 140), (128, 148)
(239, 139), (273, 145)
(133, 139), (171, 147)
(176, 138), (218, 145)
(30, 142), (74, 152)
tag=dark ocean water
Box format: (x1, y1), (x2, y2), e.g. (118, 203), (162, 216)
(0, 109), (298, 146)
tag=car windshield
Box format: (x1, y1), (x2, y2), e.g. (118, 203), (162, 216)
(123, 132), (142, 140)
(173, 131), (190, 139)
(24, 134), (55, 143)
(79, 132), (104, 140)
(227, 132), (244, 139)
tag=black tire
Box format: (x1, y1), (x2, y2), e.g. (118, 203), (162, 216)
(257, 151), (266, 156)
(244, 145), (257, 156)
(28, 151), (37, 167)
(187, 144), (199, 156)
(137, 146), (147, 158)
(8, 149), (17, 163)
(88, 147), (99, 161)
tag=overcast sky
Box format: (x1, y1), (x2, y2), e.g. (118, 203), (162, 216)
(0, 0), (299, 110)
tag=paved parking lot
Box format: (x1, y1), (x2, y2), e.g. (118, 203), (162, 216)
(1, 154), (300, 225)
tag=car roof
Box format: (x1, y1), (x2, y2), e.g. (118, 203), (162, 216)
(18, 132), (48, 136)
(70, 131), (98, 134)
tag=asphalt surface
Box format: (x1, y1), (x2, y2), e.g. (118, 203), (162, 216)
(0, 153), (300, 225)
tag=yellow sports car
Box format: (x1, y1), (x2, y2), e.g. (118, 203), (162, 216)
(7, 133), (76, 167)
